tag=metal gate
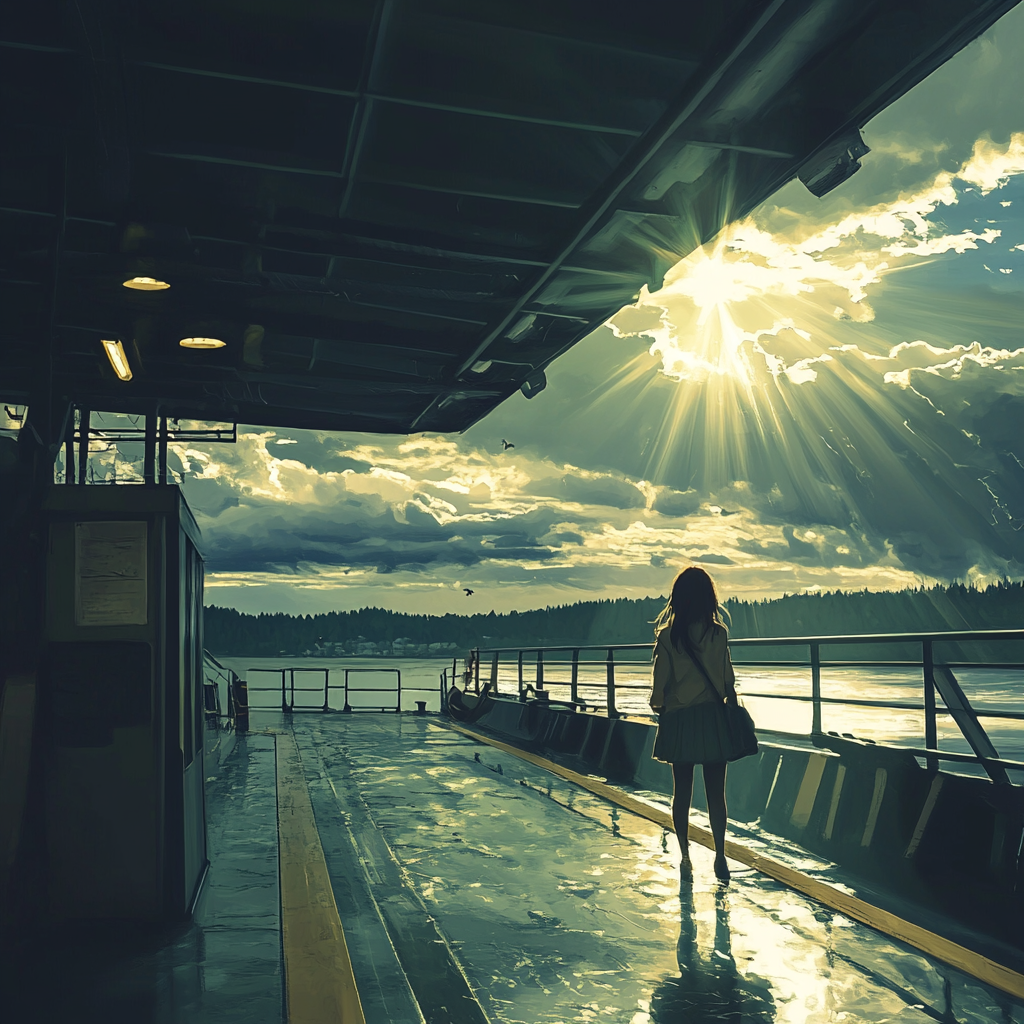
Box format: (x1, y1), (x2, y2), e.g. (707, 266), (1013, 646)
(243, 665), (447, 713)
(341, 669), (401, 712)
(246, 667), (330, 711)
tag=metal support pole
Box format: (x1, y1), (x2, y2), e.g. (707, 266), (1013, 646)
(606, 648), (618, 719)
(77, 407), (90, 484)
(158, 415), (168, 485)
(281, 669), (289, 713)
(923, 639), (937, 771)
(143, 412), (157, 485)
(490, 651), (499, 694)
(810, 642), (822, 736)
(536, 649), (544, 688)
(474, 651), (480, 692)
(571, 649), (579, 704)
(63, 413), (75, 484)
(518, 650), (525, 701)
(322, 669), (330, 712)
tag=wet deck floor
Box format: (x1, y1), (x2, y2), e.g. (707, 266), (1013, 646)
(4, 713), (1024, 1024)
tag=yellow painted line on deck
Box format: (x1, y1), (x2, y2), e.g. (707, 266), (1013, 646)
(276, 729), (366, 1024)
(439, 720), (1024, 1002)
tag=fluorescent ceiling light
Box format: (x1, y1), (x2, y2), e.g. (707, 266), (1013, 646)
(101, 339), (132, 381)
(179, 337), (226, 349)
(123, 276), (170, 291)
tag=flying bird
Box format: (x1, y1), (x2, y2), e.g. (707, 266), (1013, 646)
(463, 588), (474, 596)
(501, 439), (515, 450)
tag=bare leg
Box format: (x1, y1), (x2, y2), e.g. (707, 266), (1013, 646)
(671, 762), (694, 861)
(703, 761), (729, 880)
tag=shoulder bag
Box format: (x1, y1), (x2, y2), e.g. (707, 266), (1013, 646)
(687, 644), (759, 762)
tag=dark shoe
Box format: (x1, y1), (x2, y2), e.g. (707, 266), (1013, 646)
(713, 856), (730, 882)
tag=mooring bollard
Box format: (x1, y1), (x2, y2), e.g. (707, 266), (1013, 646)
(415, 700), (427, 714)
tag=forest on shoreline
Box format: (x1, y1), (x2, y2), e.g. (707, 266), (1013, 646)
(204, 580), (1024, 656)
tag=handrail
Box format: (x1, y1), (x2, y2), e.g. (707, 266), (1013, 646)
(241, 665), (438, 714)
(474, 629), (1024, 653)
(472, 629), (1024, 782)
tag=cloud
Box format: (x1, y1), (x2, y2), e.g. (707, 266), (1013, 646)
(532, 471), (646, 509)
(958, 133), (1024, 194)
(652, 487), (701, 517)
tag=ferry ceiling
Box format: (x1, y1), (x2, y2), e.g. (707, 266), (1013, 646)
(1, 0), (1020, 459)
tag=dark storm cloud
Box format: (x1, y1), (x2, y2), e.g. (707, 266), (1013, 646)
(692, 553), (735, 566)
(198, 495), (567, 575)
(532, 472), (646, 509)
(652, 487), (701, 517)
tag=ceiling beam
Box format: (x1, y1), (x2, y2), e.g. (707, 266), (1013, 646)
(130, 59), (644, 137)
(144, 150), (345, 179)
(369, 95), (642, 136)
(337, 0), (395, 219)
(132, 59), (360, 97)
(360, 177), (581, 209)
(142, 151), (584, 209)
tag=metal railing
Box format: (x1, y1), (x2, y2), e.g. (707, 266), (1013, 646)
(203, 650), (237, 726)
(472, 630), (1024, 783)
(243, 665), (445, 713)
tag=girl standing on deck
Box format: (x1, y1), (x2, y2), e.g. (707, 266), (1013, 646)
(650, 567), (737, 881)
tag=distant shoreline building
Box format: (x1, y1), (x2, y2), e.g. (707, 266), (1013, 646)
(306, 636), (460, 658)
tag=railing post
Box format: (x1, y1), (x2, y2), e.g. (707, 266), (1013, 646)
(322, 669), (329, 712)
(473, 650), (480, 693)
(571, 649), (579, 704)
(343, 669), (352, 713)
(281, 669), (289, 713)
(537, 650), (544, 688)
(518, 650), (525, 701)
(396, 669), (402, 713)
(606, 648), (618, 718)
(810, 642), (822, 736)
(490, 651), (499, 694)
(923, 639), (937, 770)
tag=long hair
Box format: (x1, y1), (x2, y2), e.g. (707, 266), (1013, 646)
(654, 566), (724, 659)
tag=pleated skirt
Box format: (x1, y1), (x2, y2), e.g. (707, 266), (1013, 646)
(653, 700), (731, 765)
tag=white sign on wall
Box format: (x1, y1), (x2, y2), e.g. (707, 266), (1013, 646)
(75, 521), (148, 626)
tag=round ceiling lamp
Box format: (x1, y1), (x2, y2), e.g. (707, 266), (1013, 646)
(179, 337), (226, 349)
(123, 276), (170, 291)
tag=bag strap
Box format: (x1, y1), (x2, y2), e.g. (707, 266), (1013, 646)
(680, 630), (724, 703)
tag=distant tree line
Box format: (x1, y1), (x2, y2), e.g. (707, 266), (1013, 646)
(203, 580), (1024, 656)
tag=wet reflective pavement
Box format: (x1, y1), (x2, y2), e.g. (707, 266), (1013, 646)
(4, 714), (1023, 1023)
(300, 714), (1024, 1024)
(1, 734), (284, 1024)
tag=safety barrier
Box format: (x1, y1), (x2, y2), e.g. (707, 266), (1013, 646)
(472, 629), (1024, 783)
(241, 665), (445, 714)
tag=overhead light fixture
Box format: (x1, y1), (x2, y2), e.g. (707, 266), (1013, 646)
(101, 339), (133, 381)
(123, 276), (170, 291)
(179, 337), (226, 349)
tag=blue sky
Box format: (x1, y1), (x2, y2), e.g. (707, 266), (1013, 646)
(105, 6), (1024, 617)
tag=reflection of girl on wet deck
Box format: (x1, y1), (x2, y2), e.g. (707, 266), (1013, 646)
(651, 881), (776, 1023)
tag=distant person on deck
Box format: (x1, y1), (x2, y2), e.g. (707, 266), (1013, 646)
(650, 567), (737, 881)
